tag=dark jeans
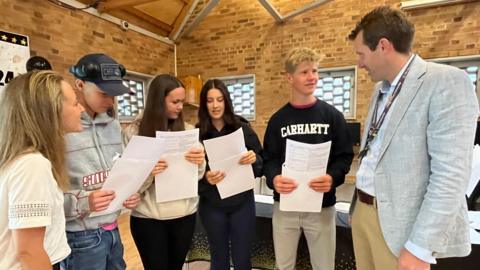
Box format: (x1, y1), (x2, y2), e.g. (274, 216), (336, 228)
(61, 227), (126, 270)
(130, 213), (196, 270)
(199, 195), (256, 270)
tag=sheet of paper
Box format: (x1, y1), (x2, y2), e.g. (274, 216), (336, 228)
(121, 135), (165, 160)
(469, 211), (480, 229)
(255, 194), (274, 205)
(470, 228), (480, 245)
(155, 153), (198, 203)
(285, 139), (331, 171)
(203, 127), (247, 161)
(90, 158), (156, 217)
(467, 145), (480, 197)
(468, 211), (480, 245)
(203, 127), (254, 199)
(280, 166), (324, 212)
(209, 153), (255, 199)
(90, 135), (166, 217)
(335, 202), (351, 214)
(156, 129), (199, 154)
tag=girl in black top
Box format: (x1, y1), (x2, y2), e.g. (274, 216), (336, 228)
(197, 79), (263, 270)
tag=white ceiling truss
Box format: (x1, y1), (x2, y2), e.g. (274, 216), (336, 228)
(257, 0), (333, 23)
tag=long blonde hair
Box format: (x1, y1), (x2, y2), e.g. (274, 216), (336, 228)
(0, 71), (69, 189)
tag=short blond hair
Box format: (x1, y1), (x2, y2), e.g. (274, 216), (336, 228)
(284, 47), (321, 73)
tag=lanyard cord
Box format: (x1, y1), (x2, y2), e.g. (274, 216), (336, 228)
(359, 54), (416, 160)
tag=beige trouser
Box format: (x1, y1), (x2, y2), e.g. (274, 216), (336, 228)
(272, 202), (336, 270)
(351, 198), (398, 270)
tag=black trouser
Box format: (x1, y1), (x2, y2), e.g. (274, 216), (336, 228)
(52, 263), (60, 270)
(199, 195), (256, 270)
(130, 213), (196, 270)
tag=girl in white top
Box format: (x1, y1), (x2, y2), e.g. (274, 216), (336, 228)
(123, 74), (205, 270)
(0, 71), (84, 270)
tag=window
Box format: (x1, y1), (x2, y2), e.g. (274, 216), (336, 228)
(430, 55), (480, 106)
(217, 74), (256, 121)
(315, 66), (357, 119)
(400, 0), (472, 10)
(117, 71), (152, 123)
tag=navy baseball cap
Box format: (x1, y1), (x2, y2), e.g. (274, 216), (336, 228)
(70, 53), (130, 96)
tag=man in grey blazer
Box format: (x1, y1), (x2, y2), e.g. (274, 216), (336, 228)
(348, 6), (478, 270)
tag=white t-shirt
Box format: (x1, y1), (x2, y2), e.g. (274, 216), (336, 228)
(0, 152), (70, 269)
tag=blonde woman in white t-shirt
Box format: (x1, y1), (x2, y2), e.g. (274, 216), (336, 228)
(0, 71), (84, 270)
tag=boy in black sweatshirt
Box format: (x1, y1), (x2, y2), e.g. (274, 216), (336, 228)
(263, 47), (354, 270)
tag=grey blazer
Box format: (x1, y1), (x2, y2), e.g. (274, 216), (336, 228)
(351, 56), (478, 258)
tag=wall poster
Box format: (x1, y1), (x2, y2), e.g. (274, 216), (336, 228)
(0, 29), (30, 95)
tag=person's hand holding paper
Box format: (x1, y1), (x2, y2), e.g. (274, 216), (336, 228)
(309, 174), (333, 193)
(123, 192), (140, 209)
(273, 175), (298, 194)
(205, 149), (255, 186)
(206, 170), (226, 185)
(88, 190), (115, 212)
(89, 135), (165, 217)
(151, 158), (168, 176)
(154, 129), (201, 203)
(203, 128), (256, 199)
(184, 144), (205, 165)
(279, 139), (331, 212)
(239, 150), (256, 165)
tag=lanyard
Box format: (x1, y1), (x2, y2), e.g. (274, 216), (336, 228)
(358, 54), (416, 160)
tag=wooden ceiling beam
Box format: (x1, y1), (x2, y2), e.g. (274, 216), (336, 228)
(108, 9), (170, 36)
(124, 8), (173, 33)
(97, 0), (157, 12)
(170, 0), (199, 41)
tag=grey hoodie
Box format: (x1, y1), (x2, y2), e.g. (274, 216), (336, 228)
(64, 112), (123, 231)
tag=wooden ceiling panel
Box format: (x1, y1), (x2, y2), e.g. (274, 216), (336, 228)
(97, 0), (158, 12)
(134, 0), (185, 25)
(124, 8), (173, 32)
(63, 0), (217, 40)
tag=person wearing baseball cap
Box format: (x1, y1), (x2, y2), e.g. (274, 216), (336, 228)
(69, 53), (130, 97)
(26, 55), (53, 72)
(61, 53), (140, 270)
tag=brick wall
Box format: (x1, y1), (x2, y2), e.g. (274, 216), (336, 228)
(0, 0), (174, 85)
(176, 0), (480, 141)
(2, 0), (479, 137)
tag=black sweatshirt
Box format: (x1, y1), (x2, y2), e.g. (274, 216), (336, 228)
(199, 120), (263, 209)
(262, 99), (354, 207)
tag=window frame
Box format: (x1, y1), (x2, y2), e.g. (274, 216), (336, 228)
(117, 70), (153, 123)
(215, 74), (256, 121)
(316, 65), (358, 120)
(428, 55), (480, 107)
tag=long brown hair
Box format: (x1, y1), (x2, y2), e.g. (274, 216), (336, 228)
(0, 71), (69, 189)
(138, 74), (185, 137)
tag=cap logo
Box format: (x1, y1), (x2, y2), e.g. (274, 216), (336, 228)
(101, 63), (122, 81)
